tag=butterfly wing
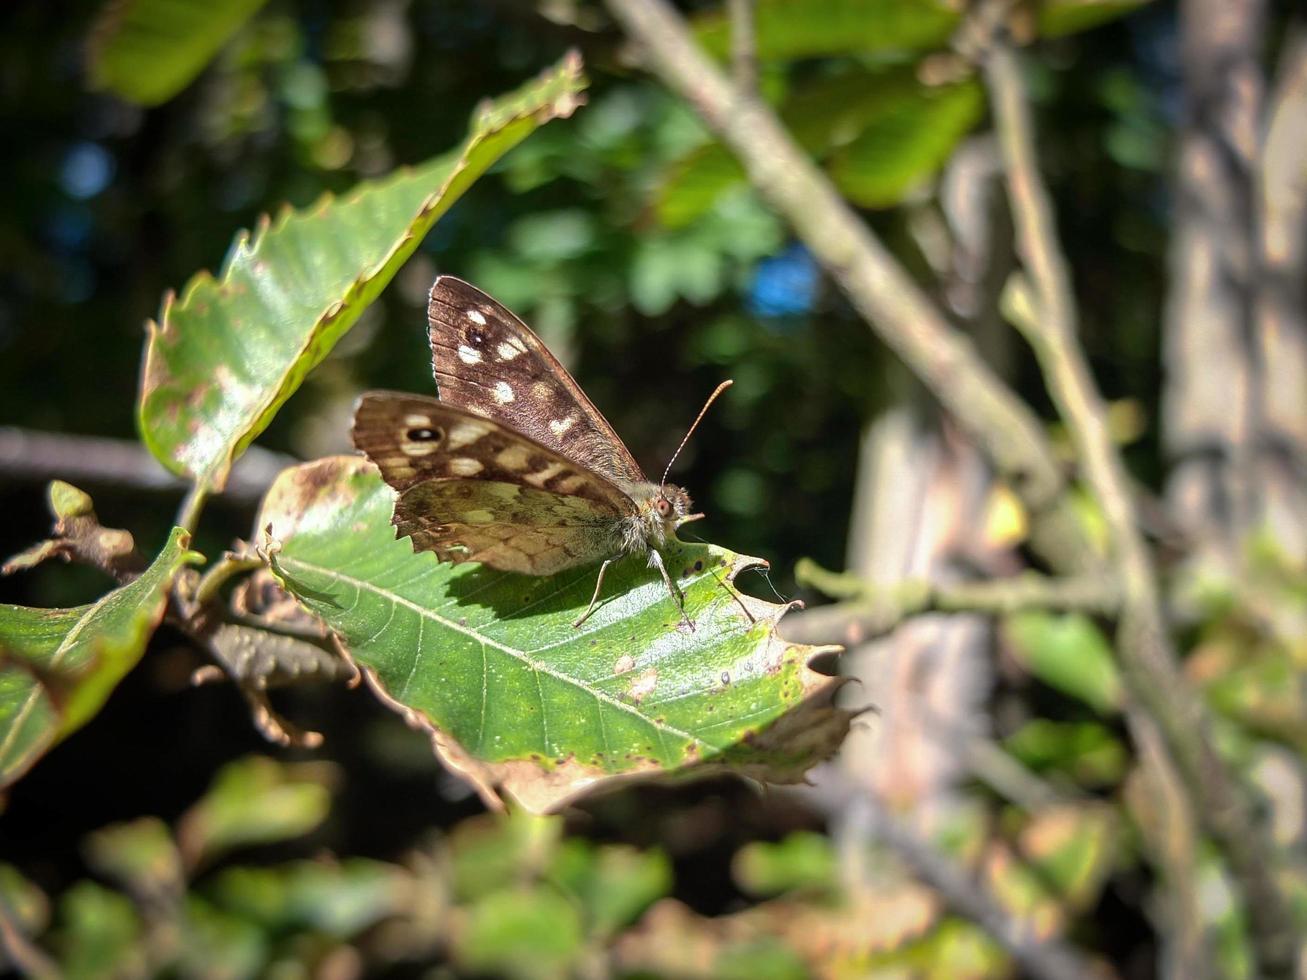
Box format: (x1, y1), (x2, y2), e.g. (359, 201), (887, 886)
(427, 276), (647, 487)
(351, 392), (635, 575)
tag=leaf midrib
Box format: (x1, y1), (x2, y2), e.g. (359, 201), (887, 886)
(277, 555), (711, 752)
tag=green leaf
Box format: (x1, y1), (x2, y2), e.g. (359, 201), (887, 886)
(258, 457), (848, 814)
(548, 840), (673, 937)
(207, 859), (408, 938)
(84, 817), (185, 899)
(1002, 612), (1123, 714)
(457, 887), (585, 980)
(177, 756), (336, 868)
(448, 812), (562, 901)
(657, 68), (981, 226)
(0, 527), (200, 788)
(828, 79), (983, 207)
(733, 831), (837, 897)
(692, 0), (959, 61)
(88, 0), (270, 106)
(138, 53), (587, 494)
(53, 882), (147, 980)
(1020, 803), (1117, 907)
(1003, 719), (1127, 786)
(714, 938), (810, 980)
(0, 863), (49, 938)
(1039, 0), (1153, 38)
(177, 895), (268, 979)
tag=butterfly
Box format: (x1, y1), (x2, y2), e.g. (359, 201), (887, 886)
(350, 276), (731, 629)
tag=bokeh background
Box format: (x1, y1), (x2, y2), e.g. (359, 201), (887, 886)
(2, 1), (1305, 977)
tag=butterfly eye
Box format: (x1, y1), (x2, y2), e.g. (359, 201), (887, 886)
(407, 427), (443, 443)
(656, 497), (672, 518)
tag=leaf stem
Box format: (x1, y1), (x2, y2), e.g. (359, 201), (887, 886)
(176, 484), (208, 536)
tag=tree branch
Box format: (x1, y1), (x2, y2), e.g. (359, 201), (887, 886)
(0, 427), (296, 504)
(984, 40), (1297, 977)
(855, 794), (1101, 980)
(783, 563), (1118, 646)
(600, 0), (1091, 575)
(728, 0), (756, 94)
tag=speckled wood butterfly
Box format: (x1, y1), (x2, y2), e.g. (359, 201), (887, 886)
(350, 277), (730, 629)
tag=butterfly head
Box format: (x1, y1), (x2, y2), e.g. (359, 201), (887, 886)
(654, 484), (696, 527)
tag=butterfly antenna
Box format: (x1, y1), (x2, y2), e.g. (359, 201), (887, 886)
(660, 380), (733, 486)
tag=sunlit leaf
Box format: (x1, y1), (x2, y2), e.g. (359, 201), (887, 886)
(88, 0), (270, 105)
(448, 812), (562, 901)
(1020, 803), (1117, 908)
(548, 840), (673, 937)
(692, 0), (959, 61)
(1002, 612), (1123, 714)
(176, 756), (336, 869)
(456, 888), (585, 980)
(207, 859), (409, 937)
(0, 527), (200, 788)
(138, 53), (587, 494)
(733, 831), (837, 897)
(828, 79), (983, 207)
(657, 68), (981, 226)
(258, 456), (849, 813)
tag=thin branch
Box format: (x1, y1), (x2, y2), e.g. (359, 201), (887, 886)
(728, 0), (756, 94)
(0, 427), (295, 504)
(984, 40), (1297, 977)
(600, 0), (1092, 575)
(854, 793), (1100, 980)
(783, 564), (1118, 646)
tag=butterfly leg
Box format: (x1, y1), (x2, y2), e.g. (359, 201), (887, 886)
(573, 557), (618, 628)
(649, 549), (694, 632)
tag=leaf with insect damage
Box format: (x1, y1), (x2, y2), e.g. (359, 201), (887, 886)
(0, 527), (202, 788)
(137, 53), (587, 494)
(256, 456), (850, 814)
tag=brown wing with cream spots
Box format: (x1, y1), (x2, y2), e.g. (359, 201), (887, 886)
(395, 480), (620, 574)
(351, 392), (635, 573)
(427, 276), (647, 486)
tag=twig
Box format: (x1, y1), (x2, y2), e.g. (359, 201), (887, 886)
(728, 0), (756, 94)
(854, 793), (1100, 980)
(0, 427), (295, 504)
(599, 0), (1092, 576)
(783, 564), (1118, 646)
(0, 895), (57, 980)
(984, 40), (1297, 977)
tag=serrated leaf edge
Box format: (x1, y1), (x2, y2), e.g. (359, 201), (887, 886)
(273, 534), (848, 814)
(138, 53), (587, 489)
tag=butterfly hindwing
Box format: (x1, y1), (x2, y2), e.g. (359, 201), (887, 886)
(350, 392), (636, 574)
(427, 276), (647, 487)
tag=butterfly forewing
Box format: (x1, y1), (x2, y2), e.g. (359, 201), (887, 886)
(351, 392), (635, 574)
(427, 277), (647, 487)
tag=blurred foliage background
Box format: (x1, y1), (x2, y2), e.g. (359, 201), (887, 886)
(2, 0), (1305, 977)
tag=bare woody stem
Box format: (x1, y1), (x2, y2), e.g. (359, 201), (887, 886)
(601, 0), (1090, 575)
(782, 565), (1118, 646)
(728, 0), (756, 93)
(859, 794), (1099, 980)
(984, 40), (1297, 977)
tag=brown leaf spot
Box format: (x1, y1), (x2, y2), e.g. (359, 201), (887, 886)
(613, 654), (636, 676)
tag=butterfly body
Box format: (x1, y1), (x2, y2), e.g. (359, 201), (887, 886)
(351, 277), (701, 626)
